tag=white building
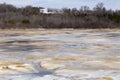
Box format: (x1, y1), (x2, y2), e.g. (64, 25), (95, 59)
(40, 8), (55, 14)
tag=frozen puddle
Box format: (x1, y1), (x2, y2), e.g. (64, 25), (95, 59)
(0, 29), (120, 80)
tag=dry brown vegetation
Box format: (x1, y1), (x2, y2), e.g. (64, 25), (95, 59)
(0, 3), (120, 29)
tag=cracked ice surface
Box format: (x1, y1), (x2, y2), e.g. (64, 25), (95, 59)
(0, 29), (120, 80)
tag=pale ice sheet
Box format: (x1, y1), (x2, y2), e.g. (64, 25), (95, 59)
(0, 29), (120, 80)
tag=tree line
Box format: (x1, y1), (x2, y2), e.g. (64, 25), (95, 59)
(0, 3), (120, 29)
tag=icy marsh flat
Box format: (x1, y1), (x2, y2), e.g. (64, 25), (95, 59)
(0, 29), (120, 80)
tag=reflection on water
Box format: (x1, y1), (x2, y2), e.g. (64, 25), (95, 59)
(0, 29), (120, 80)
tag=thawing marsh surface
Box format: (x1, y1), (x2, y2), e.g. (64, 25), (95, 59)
(0, 29), (120, 80)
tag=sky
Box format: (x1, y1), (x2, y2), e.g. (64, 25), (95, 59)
(0, 0), (120, 10)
